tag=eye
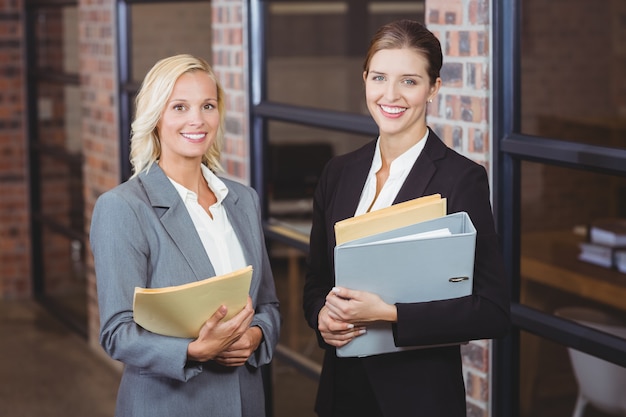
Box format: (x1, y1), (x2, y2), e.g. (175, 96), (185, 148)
(371, 75), (385, 82)
(402, 78), (417, 86)
(203, 103), (215, 110)
(173, 104), (186, 111)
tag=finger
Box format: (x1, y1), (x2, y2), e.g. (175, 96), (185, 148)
(325, 302), (352, 322)
(202, 305), (228, 330)
(322, 329), (364, 347)
(331, 286), (356, 300)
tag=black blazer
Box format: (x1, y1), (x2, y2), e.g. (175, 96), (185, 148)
(303, 130), (510, 417)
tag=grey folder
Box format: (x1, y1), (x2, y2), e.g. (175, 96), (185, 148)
(334, 211), (476, 357)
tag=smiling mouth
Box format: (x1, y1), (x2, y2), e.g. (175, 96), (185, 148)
(181, 133), (206, 141)
(379, 105), (406, 115)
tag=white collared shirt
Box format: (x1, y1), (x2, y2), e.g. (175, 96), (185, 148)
(355, 130), (429, 216)
(167, 164), (246, 276)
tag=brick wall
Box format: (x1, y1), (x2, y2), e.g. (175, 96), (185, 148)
(426, 0), (493, 415)
(0, 0), (30, 299)
(212, 0), (248, 183)
(427, 0), (491, 173)
(79, 0), (119, 350)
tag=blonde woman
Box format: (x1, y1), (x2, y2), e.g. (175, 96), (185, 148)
(90, 54), (280, 417)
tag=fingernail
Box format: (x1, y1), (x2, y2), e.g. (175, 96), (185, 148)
(347, 323), (354, 329)
(332, 287), (340, 294)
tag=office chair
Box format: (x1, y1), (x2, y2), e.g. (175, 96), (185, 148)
(555, 307), (626, 417)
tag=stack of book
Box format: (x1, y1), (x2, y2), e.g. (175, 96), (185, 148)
(578, 218), (626, 273)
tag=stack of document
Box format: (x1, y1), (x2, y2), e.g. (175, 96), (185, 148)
(133, 265), (253, 338)
(333, 195), (476, 357)
(579, 218), (626, 272)
(334, 193), (446, 245)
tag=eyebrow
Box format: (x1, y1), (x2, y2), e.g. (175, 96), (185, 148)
(369, 70), (423, 78)
(167, 97), (218, 104)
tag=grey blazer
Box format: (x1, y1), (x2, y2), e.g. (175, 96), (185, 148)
(90, 164), (280, 417)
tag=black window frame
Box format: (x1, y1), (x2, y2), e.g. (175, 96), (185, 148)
(248, 0), (378, 234)
(492, 1), (626, 416)
(25, 0), (85, 336)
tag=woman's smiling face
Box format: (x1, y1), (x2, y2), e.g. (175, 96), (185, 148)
(363, 47), (439, 141)
(157, 70), (220, 166)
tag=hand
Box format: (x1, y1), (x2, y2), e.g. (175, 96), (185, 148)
(187, 297), (255, 363)
(324, 287), (397, 325)
(318, 304), (366, 347)
(214, 326), (263, 367)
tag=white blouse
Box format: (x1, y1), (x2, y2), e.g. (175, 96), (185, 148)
(355, 130), (429, 216)
(167, 164), (247, 276)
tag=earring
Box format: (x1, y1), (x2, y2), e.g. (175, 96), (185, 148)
(428, 99), (433, 103)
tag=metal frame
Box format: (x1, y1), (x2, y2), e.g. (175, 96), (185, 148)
(24, 0), (86, 336)
(492, 1), (626, 416)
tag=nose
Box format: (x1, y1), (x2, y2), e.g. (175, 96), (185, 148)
(187, 107), (204, 126)
(384, 82), (399, 101)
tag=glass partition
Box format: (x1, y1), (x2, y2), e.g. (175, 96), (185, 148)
(28, 2), (86, 332)
(519, 160), (626, 416)
(520, 0), (626, 149)
(130, 2), (212, 82)
(266, 0), (425, 113)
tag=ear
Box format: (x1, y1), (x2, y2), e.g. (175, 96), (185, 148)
(428, 77), (442, 101)
(363, 71), (368, 83)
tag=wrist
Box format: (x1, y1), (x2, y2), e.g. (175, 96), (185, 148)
(384, 304), (398, 323)
(248, 326), (263, 348)
(187, 340), (211, 362)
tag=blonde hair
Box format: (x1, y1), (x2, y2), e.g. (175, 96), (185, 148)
(129, 54), (226, 177)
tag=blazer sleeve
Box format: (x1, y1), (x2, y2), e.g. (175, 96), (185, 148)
(242, 186), (281, 368)
(303, 159), (338, 349)
(392, 161), (510, 346)
(90, 189), (203, 382)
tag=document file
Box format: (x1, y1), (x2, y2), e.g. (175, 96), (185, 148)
(334, 212), (476, 357)
(133, 265), (253, 338)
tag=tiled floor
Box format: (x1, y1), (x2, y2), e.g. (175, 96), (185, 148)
(0, 299), (119, 417)
(0, 299), (318, 417)
(1, 297), (619, 417)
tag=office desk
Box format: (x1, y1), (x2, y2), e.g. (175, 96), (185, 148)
(267, 220), (311, 350)
(521, 231), (626, 312)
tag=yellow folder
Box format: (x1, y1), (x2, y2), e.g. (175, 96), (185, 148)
(133, 265), (253, 338)
(334, 194), (447, 245)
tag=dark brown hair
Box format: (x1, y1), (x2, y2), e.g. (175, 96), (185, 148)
(363, 19), (443, 86)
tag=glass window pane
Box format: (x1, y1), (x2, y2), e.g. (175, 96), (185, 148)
(519, 331), (579, 417)
(36, 82), (81, 153)
(130, 2), (212, 82)
(39, 153), (84, 235)
(268, 242), (319, 415)
(267, 120), (372, 225)
(520, 0), (626, 148)
(266, 1), (425, 113)
(520, 161), (626, 325)
(41, 226), (87, 320)
(35, 5), (79, 73)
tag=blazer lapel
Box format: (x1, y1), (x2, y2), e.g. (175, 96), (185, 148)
(220, 187), (255, 266)
(333, 141), (376, 222)
(394, 129), (445, 203)
(139, 164), (215, 281)
(221, 186), (263, 295)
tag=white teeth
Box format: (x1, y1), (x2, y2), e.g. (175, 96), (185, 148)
(380, 105), (406, 114)
(182, 133), (205, 140)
